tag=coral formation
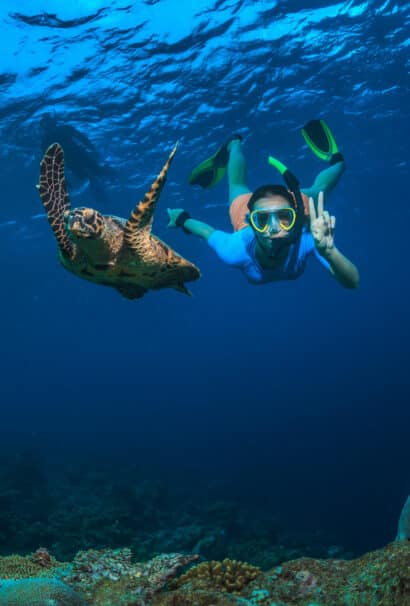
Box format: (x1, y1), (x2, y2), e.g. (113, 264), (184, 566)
(242, 540), (410, 606)
(31, 547), (53, 568)
(0, 553), (60, 579)
(63, 547), (198, 604)
(173, 558), (262, 594)
(0, 538), (408, 605)
(139, 552), (200, 597)
(151, 590), (247, 606)
(0, 577), (83, 605)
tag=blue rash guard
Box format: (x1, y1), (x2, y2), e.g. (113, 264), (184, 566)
(207, 226), (331, 284)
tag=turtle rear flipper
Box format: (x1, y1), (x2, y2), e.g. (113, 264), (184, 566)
(116, 284), (147, 300)
(172, 283), (192, 296)
(146, 244), (201, 294)
(124, 143), (178, 252)
(39, 143), (74, 259)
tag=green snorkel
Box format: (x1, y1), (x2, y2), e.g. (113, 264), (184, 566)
(265, 120), (344, 243)
(268, 155), (306, 242)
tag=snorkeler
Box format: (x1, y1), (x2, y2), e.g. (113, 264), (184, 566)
(167, 120), (359, 289)
(39, 112), (115, 202)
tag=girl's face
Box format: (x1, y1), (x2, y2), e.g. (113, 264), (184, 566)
(251, 195), (293, 256)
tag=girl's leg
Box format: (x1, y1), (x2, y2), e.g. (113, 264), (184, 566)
(227, 139), (251, 205)
(302, 160), (346, 201)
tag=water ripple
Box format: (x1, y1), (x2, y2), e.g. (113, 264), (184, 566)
(0, 0), (408, 227)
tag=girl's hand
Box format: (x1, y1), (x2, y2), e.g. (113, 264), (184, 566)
(166, 208), (185, 228)
(309, 191), (335, 255)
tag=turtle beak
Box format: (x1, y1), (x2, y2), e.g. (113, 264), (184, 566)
(69, 218), (83, 235)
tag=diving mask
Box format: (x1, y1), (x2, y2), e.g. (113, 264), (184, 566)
(249, 207), (296, 233)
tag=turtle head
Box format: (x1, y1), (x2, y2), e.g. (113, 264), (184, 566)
(66, 207), (105, 240)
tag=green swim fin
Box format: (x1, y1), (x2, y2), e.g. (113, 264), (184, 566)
(302, 119), (342, 163)
(188, 134), (242, 188)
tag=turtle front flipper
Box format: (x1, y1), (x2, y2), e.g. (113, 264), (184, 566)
(124, 143), (178, 252)
(38, 143), (74, 259)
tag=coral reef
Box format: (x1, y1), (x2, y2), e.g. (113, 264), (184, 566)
(0, 455), (407, 604)
(139, 553), (200, 598)
(0, 552), (61, 579)
(173, 559), (261, 594)
(0, 577), (83, 605)
(242, 540), (410, 606)
(0, 540), (408, 605)
(151, 590), (246, 606)
(31, 547), (54, 568)
(62, 548), (199, 605)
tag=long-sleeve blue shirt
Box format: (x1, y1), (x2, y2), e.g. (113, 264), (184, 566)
(207, 226), (330, 284)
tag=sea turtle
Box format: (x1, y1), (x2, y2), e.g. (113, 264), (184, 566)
(38, 142), (200, 299)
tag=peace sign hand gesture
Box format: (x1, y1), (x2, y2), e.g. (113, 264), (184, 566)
(309, 191), (335, 255)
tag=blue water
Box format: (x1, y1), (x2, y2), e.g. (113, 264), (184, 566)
(0, 0), (409, 559)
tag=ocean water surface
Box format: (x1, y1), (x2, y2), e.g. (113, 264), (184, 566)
(0, 0), (409, 562)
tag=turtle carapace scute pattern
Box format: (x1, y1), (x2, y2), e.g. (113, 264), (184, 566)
(38, 142), (200, 299)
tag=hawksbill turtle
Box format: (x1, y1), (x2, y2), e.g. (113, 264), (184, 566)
(38, 142), (200, 299)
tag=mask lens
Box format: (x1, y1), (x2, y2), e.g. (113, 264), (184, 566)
(254, 211), (270, 230)
(277, 209), (295, 230)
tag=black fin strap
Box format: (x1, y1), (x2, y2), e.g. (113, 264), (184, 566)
(175, 210), (192, 234)
(330, 152), (344, 165)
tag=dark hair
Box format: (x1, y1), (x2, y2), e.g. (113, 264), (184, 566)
(247, 184), (294, 212)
